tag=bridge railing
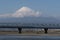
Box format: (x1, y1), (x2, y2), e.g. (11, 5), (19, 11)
(0, 23), (60, 27)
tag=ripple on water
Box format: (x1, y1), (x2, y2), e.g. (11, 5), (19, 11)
(0, 35), (60, 40)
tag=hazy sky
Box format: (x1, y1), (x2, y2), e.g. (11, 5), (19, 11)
(0, 0), (60, 18)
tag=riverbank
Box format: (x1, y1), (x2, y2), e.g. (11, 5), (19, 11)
(0, 29), (60, 36)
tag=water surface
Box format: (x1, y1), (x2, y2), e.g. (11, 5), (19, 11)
(0, 35), (60, 40)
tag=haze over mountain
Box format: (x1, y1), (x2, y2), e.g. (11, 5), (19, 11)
(0, 7), (60, 24)
(0, 7), (41, 18)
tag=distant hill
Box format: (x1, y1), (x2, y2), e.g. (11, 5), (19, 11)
(0, 17), (60, 24)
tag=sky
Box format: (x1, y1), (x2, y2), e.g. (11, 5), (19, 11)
(0, 0), (60, 18)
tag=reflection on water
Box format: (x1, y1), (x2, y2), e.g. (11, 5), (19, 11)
(0, 35), (60, 40)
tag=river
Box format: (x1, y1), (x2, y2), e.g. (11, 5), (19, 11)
(0, 35), (60, 40)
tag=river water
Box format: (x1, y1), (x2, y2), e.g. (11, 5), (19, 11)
(0, 35), (60, 40)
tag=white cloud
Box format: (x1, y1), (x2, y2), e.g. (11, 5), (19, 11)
(0, 6), (41, 18)
(0, 14), (12, 18)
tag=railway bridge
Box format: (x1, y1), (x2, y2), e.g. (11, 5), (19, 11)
(0, 23), (60, 34)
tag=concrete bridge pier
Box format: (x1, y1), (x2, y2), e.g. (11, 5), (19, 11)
(44, 28), (48, 34)
(18, 28), (22, 34)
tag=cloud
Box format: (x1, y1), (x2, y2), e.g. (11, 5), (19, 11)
(0, 6), (41, 18)
(0, 14), (12, 18)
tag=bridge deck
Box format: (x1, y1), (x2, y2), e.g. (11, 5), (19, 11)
(0, 23), (59, 29)
(0, 26), (60, 29)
